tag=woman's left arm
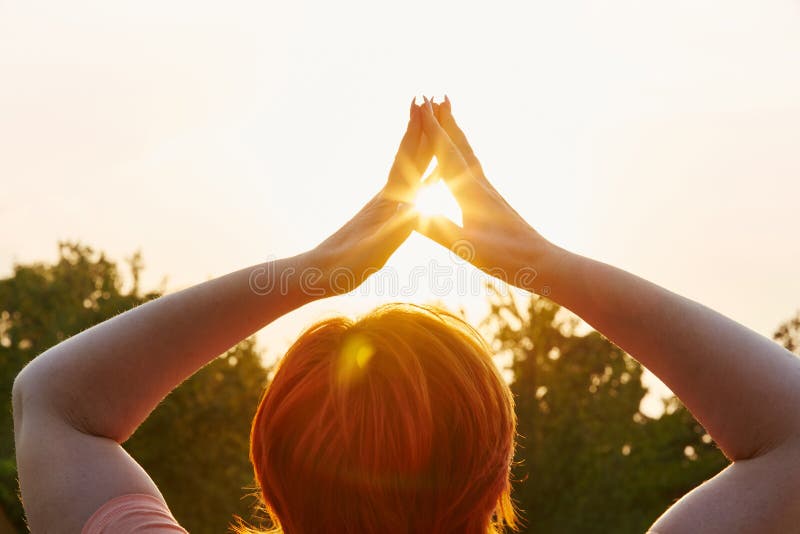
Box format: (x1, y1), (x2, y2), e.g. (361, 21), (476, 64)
(12, 101), (430, 533)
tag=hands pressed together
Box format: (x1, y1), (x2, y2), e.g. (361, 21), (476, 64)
(305, 100), (800, 534)
(310, 97), (559, 296)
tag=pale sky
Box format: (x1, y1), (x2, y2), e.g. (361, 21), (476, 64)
(2, 1), (799, 410)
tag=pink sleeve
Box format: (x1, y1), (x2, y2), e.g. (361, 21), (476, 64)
(81, 493), (188, 533)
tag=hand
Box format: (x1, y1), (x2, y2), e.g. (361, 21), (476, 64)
(416, 97), (557, 292)
(305, 101), (433, 297)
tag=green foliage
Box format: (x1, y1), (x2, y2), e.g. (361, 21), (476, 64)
(774, 310), (800, 354)
(0, 243), (157, 531)
(487, 293), (728, 533)
(124, 339), (268, 534)
(0, 244), (269, 533)
(2, 244), (797, 533)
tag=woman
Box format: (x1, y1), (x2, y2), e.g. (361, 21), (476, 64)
(12, 98), (800, 533)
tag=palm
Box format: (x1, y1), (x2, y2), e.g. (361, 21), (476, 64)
(417, 99), (549, 289)
(310, 101), (433, 296)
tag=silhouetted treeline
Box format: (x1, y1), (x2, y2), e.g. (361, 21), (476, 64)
(1, 244), (798, 533)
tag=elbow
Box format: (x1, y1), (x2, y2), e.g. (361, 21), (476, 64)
(12, 361), (55, 433)
(12, 358), (128, 444)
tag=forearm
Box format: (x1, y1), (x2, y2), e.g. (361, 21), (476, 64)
(15, 253), (318, 443)
(534, 244), (800, 461)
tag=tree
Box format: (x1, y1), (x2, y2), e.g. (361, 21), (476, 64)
(125, 339), (269, 534)
(1, 244), (269, 533)
(774, 310), (800, 355)
(486, 292), (727, 533)
(0, 243), (157, 530)
(2, 243), (794, 533)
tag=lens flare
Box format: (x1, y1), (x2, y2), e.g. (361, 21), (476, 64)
(337, 333), (376, 385)
(414, 180), (462, 224)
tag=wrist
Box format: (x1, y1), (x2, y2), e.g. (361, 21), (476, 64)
(290, 249), (336, 301)
(248, 253), (331, 306)
(292, 246), (365, 300)
(518, 238), (572, 297)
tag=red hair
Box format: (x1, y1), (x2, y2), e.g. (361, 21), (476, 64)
(247, 304), (517, 533)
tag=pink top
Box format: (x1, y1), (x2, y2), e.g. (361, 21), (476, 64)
(82, 494), (188, 533)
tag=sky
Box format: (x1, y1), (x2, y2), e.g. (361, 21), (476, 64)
(2, 1), (800, 413)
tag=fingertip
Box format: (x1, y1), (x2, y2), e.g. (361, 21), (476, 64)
(419, 98), (435, 120)
(442, 95), (452, 115)
(409, 103), (419, 124)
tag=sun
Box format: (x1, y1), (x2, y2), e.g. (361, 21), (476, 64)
(413, 179), (463, 225)
(413, 158), (462, 224)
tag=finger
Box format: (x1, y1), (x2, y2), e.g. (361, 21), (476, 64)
(386, 104), (426, 202)
(438, 95), (486, 181)
(370, 202), (419, 262)
(398, 100), (422, 154)
(414, 131), (435, 177)
(418, 99), (482, 202)
(415, 214), (465, 251)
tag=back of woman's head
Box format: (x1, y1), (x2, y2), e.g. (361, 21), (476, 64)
(249, 303), (517, 534)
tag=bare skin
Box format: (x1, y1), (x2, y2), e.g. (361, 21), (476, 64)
(417, 97), (800, 533)
(12, 97), (800, 533)
(12, 102), (432, 533)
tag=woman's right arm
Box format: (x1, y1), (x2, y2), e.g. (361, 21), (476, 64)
(419, 98), (800, 533)
(539, 249), (800, 533)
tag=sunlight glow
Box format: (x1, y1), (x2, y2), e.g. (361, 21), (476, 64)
(413, 180), (463, 225)
(337, 333), (375, 386)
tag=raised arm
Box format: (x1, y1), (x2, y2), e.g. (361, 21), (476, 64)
(418, 98), (800, 533)
(12, 101), (432, 533)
